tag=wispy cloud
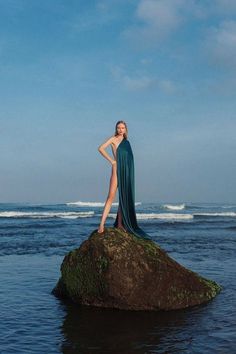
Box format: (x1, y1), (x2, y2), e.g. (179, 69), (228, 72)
(123, 75), (157, 91)
(215, 0), (236, 13)
(121, 0), (236, 49)
(121, 0), (207, 47)
(67, 12), (116, 33)
(67, 0), (131, 33)
(123, 0), (186, 45)
(110, 65), (177, 93)
(140, 58), (153, 65)
(203, 20), (236, 71)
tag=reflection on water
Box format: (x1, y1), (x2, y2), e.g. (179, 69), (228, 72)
(60, 300), (217, 353)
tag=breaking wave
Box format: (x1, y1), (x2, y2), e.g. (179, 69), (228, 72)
(0, 211), (94, 219)
(162, 203), (185, 210)
(66, 200), (141, 207)
(194, 212), (236, 217)
(109, 212), (193, 220)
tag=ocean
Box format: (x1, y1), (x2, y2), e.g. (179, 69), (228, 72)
(0, 201), (235, 353)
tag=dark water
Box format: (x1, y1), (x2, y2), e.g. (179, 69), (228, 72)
(0, 201), (236, 353)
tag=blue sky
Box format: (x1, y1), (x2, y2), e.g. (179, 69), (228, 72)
(0, 0), (236, 204)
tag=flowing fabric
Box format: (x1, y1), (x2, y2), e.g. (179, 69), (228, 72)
(113, 138), (152, 240)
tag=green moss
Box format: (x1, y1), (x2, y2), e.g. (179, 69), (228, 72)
(97, 255), (109, 274)
(196, 275), (222, 298)
(169, 276), (222, 303)
(110, 227), (160, 255)
(61, 251), (109, 301)
(55, 227), (222, 310)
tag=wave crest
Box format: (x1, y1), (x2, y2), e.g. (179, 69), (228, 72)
(109, 212), (193, 220)
(66, 200), (141, 207)
(0, 211), (94, 219)
(162, 203), (185, 210)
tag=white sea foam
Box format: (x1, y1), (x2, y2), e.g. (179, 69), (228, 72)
(66, 200), (141, 207)
(130, 211), (236, 219)
(163, 203), (185, 210)
(66, 201), (110, 207)
(193, 212), (236, 217)
(109, 212), (193, 220)
(0, 211), (94, 219)
(2, 210), (234, 220)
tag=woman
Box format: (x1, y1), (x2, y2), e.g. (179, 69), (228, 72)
(97, 121), (151, 240)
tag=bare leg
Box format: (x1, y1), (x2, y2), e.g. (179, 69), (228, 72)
(98, 163), (118, 233)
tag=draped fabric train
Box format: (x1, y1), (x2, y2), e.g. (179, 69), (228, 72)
(113, 139), (152, 240)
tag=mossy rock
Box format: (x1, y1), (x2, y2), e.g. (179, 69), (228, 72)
(52, 227), (221, 311)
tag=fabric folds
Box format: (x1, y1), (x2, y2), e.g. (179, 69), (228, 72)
(113, 139), (152, 240)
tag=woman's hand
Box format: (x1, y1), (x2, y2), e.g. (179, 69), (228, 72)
(111, 160), (117, 165)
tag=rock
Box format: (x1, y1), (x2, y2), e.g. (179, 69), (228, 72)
(52, 227), (221, 311)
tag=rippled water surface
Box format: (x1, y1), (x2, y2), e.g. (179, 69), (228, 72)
(0, 201), (236, 353)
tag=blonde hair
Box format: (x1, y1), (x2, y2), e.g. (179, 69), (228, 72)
(114, 121), (128, 139)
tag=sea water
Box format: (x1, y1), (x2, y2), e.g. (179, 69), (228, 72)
(0, 201), (235, 353)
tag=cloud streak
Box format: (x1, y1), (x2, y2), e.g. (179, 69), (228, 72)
(121, 0), (236, 49)
(204, 20), (236, 71)
(111, 65), (176, 93)
(121, 0), (209, 47)
(123, 0), (187, 45)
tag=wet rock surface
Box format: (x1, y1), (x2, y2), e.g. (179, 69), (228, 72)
(52, 227), (221, 311)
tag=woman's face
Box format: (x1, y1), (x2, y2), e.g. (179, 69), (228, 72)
(117, 123), (126, 136)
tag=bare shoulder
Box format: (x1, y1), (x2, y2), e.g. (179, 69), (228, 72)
(98, 135), (116, 150)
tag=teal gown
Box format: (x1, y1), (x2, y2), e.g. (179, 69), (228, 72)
(113, 138), (152, 240)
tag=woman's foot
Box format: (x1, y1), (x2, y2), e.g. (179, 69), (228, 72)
(97, 225), (104, 234)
